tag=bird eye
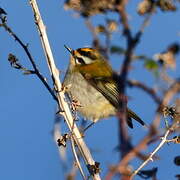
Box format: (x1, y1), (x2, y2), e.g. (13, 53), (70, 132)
(76, 57), (85, 64)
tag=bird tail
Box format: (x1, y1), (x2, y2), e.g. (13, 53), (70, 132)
(127, 108), (145, 128)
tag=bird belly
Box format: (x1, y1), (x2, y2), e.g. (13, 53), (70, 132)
(63, 72), (116, 122)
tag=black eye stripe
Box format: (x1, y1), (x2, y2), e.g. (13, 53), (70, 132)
(76, 57), (85, 64)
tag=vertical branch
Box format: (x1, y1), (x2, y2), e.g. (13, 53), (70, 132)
(115, 2), (155, 179)
(116, 1), (134, 162)
(116, 0), (132, 43)
(29, 0), (101, 179)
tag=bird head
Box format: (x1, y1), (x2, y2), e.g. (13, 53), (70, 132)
(64, 46), (113, 78)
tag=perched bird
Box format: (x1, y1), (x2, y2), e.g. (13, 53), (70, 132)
(63, 46), (145, 128)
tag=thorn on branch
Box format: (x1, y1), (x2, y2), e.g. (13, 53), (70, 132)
(26, 43), (29, 48)
(56, 109), (65, 115)
(149, 155), (154, 162)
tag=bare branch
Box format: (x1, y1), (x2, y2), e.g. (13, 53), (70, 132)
(29, 0), (101, 179)
(130, 128), (170, 179)
(127, 80), (161, 104)
(116, 0), (132, 42)
(0, 16), (57, 101)
(70, 137), (86, 180)
(105, 77), (180, 179)
(116, 1), (155, 167)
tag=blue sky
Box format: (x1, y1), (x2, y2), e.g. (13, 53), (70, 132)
(0, 1), (179, 180)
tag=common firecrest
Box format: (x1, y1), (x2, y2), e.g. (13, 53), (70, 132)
(63, 46), (145, 128)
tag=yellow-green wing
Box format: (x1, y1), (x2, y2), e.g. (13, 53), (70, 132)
(85, 74), (145, 128)
(88, 74), (119, 108)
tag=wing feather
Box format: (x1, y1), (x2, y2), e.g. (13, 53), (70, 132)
(82, 72), (145, 128)
(88, 75), (119, 108)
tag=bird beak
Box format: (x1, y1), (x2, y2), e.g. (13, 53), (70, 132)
(64, 45), (73, 55)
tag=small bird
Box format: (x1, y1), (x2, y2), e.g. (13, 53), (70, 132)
(63, 46), (145, 128)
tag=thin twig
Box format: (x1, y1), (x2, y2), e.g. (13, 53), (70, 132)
(116, 134), (152, 174)
(134, 1), (156, 46)
(160, 79), (180, 107)
(130, 129), (170, 179)
(127, 80), (161, 104)
(105, 77), (180, 179)
(85, 18), (101, 50)
(116, 0), (132, 43)
(29, 1), (101, 179)
(70, 137), (86, 180)
(0, 16), (57, 102)
(125, 80), (180, 179)
(85, 18), (98, 41)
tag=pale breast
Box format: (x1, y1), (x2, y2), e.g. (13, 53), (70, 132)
(63, 71), (116, 121)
